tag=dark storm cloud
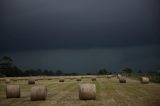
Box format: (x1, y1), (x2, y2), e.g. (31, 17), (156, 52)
(0, 0), (160, 51)
(0, 45), (160, 73)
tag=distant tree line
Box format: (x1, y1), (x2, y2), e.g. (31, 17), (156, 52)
(0, 56), (114, 77)
(97, 68), (112, 75)
(0, 56), (139, 77)
(0, 56), (82, 77)
(0, 56), (159, 80)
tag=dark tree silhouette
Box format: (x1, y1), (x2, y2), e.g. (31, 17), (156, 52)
(98, 68), (108, 75)
(56, 70), (63, 76)
(121, 67), (133, 76)
(0, 56), (13, 77)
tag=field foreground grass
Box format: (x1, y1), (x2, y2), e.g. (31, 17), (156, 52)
(0, 76), (160, 106)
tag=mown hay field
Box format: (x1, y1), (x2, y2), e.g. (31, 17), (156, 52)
(0, 76), (160, 106)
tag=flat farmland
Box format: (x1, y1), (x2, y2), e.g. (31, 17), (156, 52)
(0, 76), (160, 106)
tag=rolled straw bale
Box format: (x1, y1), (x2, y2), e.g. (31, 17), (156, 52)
(91, 77), (96, 81)
(79, 84), (96, 100)
(77, 78), (81, 81)
(6, 85), (20, 98)
(5, 79), (10, 84)
(59, 78), (64, 82)
(47, 78), (52, 80)
(140, 77), (150, 84)
(117, 74), (122, 79)
(28, 78), (35, 84)
(30, 86), (47, 101)
(119, 76), (126, 83)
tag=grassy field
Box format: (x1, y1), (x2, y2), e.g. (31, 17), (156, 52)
(0, 76), (160, 106)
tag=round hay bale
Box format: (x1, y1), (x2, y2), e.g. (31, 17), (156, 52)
(30, 86), (47, 101)
(5, 79), (10, 84)
(91, 77), (96, 81)
(79, 84), (96, 100)
(6, 85), (20, 98)
(117, 74), (122, 79)
(28, 78), (35, 84)
(59, 78), (64, 82)
(47, 78), (52, 80)
(119, 77), (126, 83)
(77, 78), (81, 81)
(140, 77), (150, 84)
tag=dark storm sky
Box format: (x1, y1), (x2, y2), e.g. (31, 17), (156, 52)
(0, 0), (160, 72)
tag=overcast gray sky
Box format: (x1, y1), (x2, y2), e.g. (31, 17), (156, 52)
(0, 0), (160, 72)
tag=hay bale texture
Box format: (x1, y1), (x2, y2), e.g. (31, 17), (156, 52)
(117, 74), (122, 79)
(140, 77), (150, 84)
(77, 78), (81, 81)
(5, 79), (10, 84)
(30, 86), (47, 101)
(91, 77), (96, 81)
(47, 78), (52, 80)
(6, 85), (20, 98)
(59, 78), (64, 82)
(79, 84), (96, 100)
(119, 77), (126, 83)
(28, 78), (35, 84)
